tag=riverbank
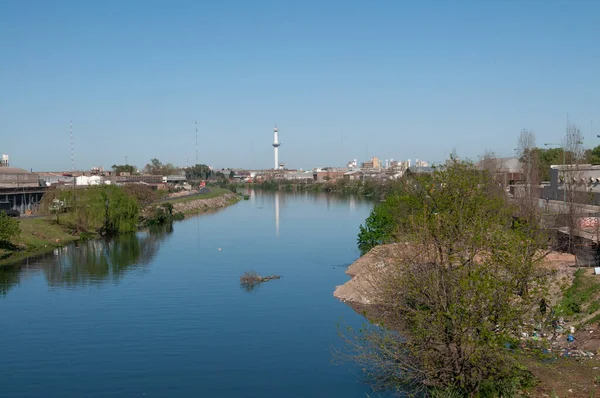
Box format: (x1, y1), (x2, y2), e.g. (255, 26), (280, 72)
(0, 188), (241, 268)
(334, 244), (600, 397)
(0, 217), (81, 268)
(165, 188), (241, 216)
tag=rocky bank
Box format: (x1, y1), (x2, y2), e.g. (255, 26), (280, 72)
(172, 191), (240, 216)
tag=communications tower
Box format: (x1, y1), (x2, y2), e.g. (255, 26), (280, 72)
(272, 125), (281, 170)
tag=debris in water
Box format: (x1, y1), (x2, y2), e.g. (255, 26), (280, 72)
(240, 271), (281, 292)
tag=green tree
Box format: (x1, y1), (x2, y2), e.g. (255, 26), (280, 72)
(344, 161), (546, 396)
(57, 186), (139, 235)
(229, 170), (235, 179)
(112, 164), (137, 174)
(0, 212), (20, 243)
(586, 145), (600, 165)
(185, 164), (213, 180)
(357, 192), (423, 254)
(144, 158), (177, 176)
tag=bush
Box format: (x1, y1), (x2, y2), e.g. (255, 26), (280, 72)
(0, 212), (20, 243)
(145, 202), (184, 226)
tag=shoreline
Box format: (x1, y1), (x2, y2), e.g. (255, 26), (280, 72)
(0, 188), (241, 269)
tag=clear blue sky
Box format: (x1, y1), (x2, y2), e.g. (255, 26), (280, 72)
(1, 0), (599, 171)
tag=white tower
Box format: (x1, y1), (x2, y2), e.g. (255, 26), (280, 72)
(272, 125), (281, 170)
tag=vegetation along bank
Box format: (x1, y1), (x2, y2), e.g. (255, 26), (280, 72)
(336, 158), (600, 397)
(0, 185), (240, 268)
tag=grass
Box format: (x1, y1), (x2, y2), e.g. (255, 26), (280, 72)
(0, 217), (83, 267)
(556, 268), (600, 318)
(164, 187), (234, 204)
(0, 188), (240, 267)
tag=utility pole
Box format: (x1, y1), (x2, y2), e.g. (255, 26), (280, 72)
(125, 156), (128, 165)
(195, 120), (198, 164)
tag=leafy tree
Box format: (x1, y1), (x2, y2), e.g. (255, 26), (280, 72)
(185, 164), (213, 180)
(112, 164), (137, 174)
(229, 170), (235, 179)
(0, 212), (20, 243)
(586, 145), (600, 165)
(57, 186), (139, 235)
(357, 192), (423, 254)
(144, 158), (177, 176)
(344, 161), (546, 396)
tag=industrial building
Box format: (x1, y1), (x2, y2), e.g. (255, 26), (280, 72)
(0, 161), (46, 213)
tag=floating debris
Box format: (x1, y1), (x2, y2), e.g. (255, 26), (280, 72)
(240, 271), (281, 292)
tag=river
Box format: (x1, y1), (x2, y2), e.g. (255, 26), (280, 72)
(0, 191), (382, 398)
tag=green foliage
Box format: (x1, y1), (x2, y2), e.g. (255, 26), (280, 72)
(587, 145), (600, 165)
(55, 186), (139, 235)
(0, 212), (20, 243)
(521, 145), (600, 181)
(144, 202), (184, 226)
(346, 161), (546, 396)
(144, 158), (177, 176)
(111, 164), (137, 174)
(185, 164), (213, 180)
(556, 269), (600, 317)
(357, 192), (423, 254)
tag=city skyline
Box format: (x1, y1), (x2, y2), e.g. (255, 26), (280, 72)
(1, 1), (599, 171)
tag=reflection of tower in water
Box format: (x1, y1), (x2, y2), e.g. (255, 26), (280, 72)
(275, 191), (280, 237)
(349, 195), (356, 212)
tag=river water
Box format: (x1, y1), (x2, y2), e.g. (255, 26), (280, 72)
(0, 191), (379, 398)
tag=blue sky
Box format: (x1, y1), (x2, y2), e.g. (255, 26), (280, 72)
(1, 0), (599, 171)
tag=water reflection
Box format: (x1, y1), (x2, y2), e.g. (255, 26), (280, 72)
(0, 225), (172, 295)
(249, 189), (369, 237)
(275, 191), (280, 237)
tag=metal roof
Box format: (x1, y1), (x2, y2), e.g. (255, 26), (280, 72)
(0, 167), (34, 175)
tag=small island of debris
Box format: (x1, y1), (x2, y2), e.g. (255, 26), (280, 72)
(240, 271), (281, 292)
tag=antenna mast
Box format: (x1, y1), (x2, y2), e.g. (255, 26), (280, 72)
(195, 120), (198, 164)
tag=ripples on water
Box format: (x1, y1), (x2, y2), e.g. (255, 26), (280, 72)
(0, 191), (392, 397)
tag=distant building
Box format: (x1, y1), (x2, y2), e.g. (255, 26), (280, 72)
(0, 167), (39, 188)
(313, 170), (346, 182)
(0, 167), (45, 213)
(75, 175), (110, 186)
(361, 157), (381, 169)
(283, 171), (313, 182)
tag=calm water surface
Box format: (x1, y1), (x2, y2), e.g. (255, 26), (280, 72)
(0, 191), (383, 398)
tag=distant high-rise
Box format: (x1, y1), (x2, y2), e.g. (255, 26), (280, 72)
(272, 126), (281, 170)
